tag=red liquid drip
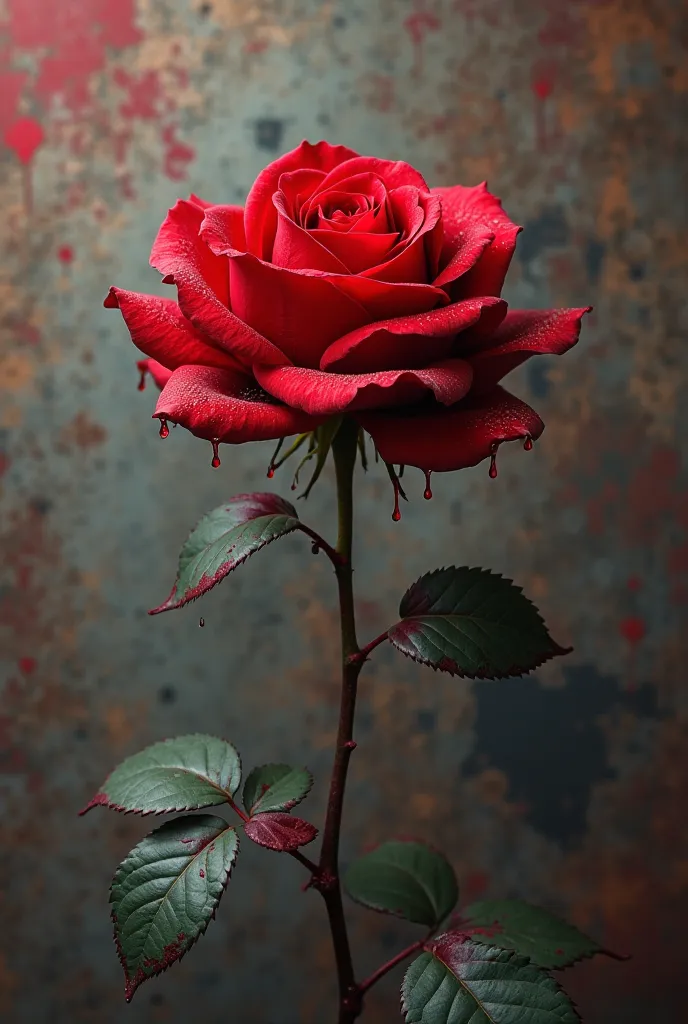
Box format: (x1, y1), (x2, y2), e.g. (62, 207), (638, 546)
(423, 470), (433, 500)
(523, 434), (533, 451)
(158, 418), (169, 439)
(199, 617), (205, 628)
(137, 370), (146, 391)
(488, 447), (498, 479)
(392, 477), (402, 521)
(266, 466), (275, 478)
(211, 439), (221, 468)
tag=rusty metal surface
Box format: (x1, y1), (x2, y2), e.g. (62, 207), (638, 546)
(1, 0), (686, 1021)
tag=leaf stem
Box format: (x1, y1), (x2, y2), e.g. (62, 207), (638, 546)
(318, 416), (365, 1024)
(296, 523), (346, 568)
(226, 795), (249, 822)
(359, 936), (429, 994)
(348, 631), (389, 664)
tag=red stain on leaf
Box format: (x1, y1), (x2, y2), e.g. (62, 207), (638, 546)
(123, 932), (187, 1003)
(468, 920), (504, 938)
(244, 812), (317, 852)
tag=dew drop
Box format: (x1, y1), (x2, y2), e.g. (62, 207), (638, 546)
(488, 445), (498, 479)
(158, 418), (169, 439)
(199, 617), (205, 628)
(210, 439), (221, 468)
(311, 542), (320, 555)
(423, 470), (433, 500)
(137, 369), (146, 392)
(523, 434), (533, 451)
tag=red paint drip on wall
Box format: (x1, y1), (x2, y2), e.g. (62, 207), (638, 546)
(619, 616), (645, 645)
(3, 116), (44, 164)
(57, 244), (74, 264)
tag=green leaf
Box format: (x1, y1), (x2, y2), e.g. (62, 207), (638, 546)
(388, 567), (571, 679)
(242, 763), (313, 815)
(80, 734), (241, 816)
(344, 840), (458, 928)
(462, 900), (604, 969)
(150, 493), (301, 613)
(111, 814), (239, 1002)
(402, 935), (580, 1023)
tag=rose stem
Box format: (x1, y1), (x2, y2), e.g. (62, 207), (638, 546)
(317, 415), (365, 1023)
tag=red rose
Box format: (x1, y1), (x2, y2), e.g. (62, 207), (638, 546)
(106, 140), (588, 484)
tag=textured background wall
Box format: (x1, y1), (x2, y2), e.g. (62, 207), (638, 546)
(1, 1), (686, 1021)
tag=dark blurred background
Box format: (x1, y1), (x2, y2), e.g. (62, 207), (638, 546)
(1, 1), (686, 1021)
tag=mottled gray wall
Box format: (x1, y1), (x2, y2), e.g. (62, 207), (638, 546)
(1, 1), (686, 1022)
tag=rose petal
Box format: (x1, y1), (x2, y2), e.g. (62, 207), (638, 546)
(272, 191), (349, 273)
(137, 358), (172, 390)
(244, 140), (360, 258)
(197, 203), (246, 252)
(432, 182), (521, 298)
(254, 359), (473, 416)
(329, 274), (448, 324)
(361, 189), (442, 284)
(468, 307), (591, 392)
(277, 168), (328, 222)
(104, 287), (240, 371)
(316, 155), (430, 194)
(154, 365), (323, 443)
(320, 296), (506, 373)
(151, 200), (285, 367)
(226, 252), (373, 367)
(358, 386), (544, 472)
(308, 226), (399, 273)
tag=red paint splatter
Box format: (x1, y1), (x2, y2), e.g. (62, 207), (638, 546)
(57, 244), (74, 264)
(114, 68), (165, 121)
(18, 656), (37, 675)
(627, 576), (642, 592)
(532, 77), (554, 101)
(0, 453), (10, 478)
(403, 11), (441, 76)
(619, 616), (645, 645)
(464, 871), (489, 898)
(3, 116), (44, 164)
(162, 125), (195, 181)
(243, 38), (270, 55)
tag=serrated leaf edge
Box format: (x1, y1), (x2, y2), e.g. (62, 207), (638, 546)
(110, 820), (239, 1002)
(391, 565), (572, 680)
(79, 733), (241, 817)
(243, 763), (314, 815)
(401, 937), (582, 1023)
(150, 514), (302, 615)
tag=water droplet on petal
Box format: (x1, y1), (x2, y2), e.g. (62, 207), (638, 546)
(199, 617), (205, 628)
(137, 369), (146, 391)
(523, 434), (533, 451)
(158, 418), (169, 439)
(489, 444), (498, 479)
(423, 470), (433, 500)
(211, 439), (221, 468)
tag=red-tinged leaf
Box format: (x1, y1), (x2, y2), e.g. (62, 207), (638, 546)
(110, 815), (239, 1002)
(244, 812), (317, 851)
(151, 493), (301, 614)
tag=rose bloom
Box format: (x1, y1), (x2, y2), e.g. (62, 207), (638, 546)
(106, 140), (588, 501)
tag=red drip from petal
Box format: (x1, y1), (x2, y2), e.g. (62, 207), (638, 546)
(423, 470), (433, 500)
(392, 477), (402, 521)
(199, 617), (205, 628)
(211, 439), (221, 468)
(488, 444), (498, 479)
(523, 434), (533, 451)
(266, 466), (275, 478)
(158, 418), (169, 439)
(137, 369), (146, 392)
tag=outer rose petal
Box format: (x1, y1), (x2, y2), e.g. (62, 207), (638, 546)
(433, 182), (521, 298)
(468, 306), (591, 392)
(358, 386), (544, 472)
(244, 140), (360, 258)
(138, 358), (172, 390)
(104, 287), (240, 371)
(154, 365), (323, 443)
(254, 359), (472, 416)
(320, 296), (506, 373)
(315, 155), (431, 194)
(150, 199), (285, 367)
